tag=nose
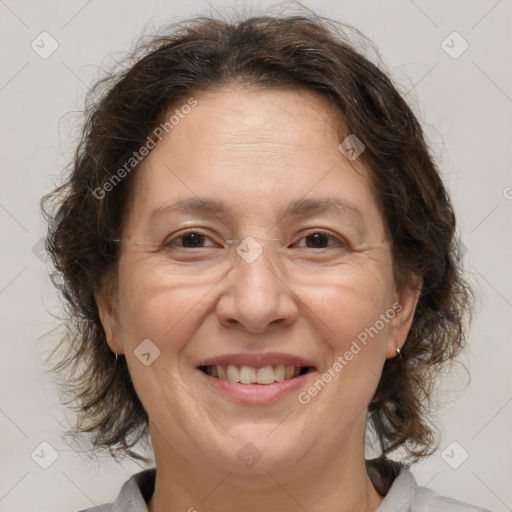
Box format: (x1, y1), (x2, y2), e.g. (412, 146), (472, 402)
(215, 248), (299, 333)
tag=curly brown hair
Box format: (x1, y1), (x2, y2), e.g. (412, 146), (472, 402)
(42, 12), (473, 463)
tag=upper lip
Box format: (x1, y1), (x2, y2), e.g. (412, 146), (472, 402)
(196, 352), (317, 369)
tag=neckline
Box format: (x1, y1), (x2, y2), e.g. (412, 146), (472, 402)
(365, 457), (404, 497)
(128, 457), (405, 510)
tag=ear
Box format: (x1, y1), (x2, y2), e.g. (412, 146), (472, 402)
(385, 276), (422, 359)
(95, 285), (125, 356)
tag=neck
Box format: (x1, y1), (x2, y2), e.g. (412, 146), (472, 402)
(147, 417), (384, 512)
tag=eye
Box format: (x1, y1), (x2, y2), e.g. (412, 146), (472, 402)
(163, 230), (219, 249)
(293, 231), (347, 249)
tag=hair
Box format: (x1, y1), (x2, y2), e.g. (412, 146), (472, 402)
(43, 11), (473, 463)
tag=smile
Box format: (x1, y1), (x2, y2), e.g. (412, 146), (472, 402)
(198, 364), (314, 384)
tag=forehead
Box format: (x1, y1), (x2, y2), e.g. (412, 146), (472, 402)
(162, 85), (345, 165)
(124, 86), (385, 235)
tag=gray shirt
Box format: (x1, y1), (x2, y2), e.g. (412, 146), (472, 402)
(79, 466), (493, 512)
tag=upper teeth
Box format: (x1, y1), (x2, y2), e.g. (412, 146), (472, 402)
(205, 364), (302, 384)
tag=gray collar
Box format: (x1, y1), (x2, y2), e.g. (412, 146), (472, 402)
(108, 462), (412, 511)
(102, 461), (489, 512)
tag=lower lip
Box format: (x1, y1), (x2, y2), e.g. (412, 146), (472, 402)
(197, 369), (314, 404)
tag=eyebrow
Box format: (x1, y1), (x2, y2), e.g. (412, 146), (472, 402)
(149, 197), (362, 221)
(283, 197), (362, 218)
(149, 197), (227, 220)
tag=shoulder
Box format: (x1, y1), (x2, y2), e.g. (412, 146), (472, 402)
(78, 506), (112, 512)
(77, 468), (156, 512)
(412, 485), (493, 511)
(378, 465), (494, 512)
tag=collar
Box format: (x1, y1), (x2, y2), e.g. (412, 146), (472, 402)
(110, 460), (414, 512)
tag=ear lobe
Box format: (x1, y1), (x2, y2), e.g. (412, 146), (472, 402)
(96, 291), (124, 355)
(385, 277), (422, 359)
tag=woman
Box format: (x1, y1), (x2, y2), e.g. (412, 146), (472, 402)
(43, 12), (492, 512)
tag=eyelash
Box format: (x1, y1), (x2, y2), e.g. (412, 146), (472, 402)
(162, 230), (348, 250)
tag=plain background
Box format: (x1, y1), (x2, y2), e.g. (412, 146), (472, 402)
(0, 1), (510, 511)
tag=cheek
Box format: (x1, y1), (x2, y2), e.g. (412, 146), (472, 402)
(297, 260), (395, 412)
(115, 259), (211, 354)
(296, 320), (389, 441)
(305, 262), (394, 348)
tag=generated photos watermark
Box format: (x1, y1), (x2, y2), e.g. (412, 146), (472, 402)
(298, 302), (402, 405)
(92, 97), (197, 200)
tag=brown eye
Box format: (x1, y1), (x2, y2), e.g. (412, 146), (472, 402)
(181, 232), (207, 248)
(304, 232), (330, 248)
(294, 231), (346, 249)
(163, 231), (217, 249)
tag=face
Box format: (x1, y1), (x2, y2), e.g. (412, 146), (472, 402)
(100, 86), (419, 476)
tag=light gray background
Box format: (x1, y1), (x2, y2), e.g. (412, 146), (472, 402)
(0, 1), (510, 511)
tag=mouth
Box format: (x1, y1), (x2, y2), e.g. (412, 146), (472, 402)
(195, 352), (317, 404)
(198, 364), (315, 384)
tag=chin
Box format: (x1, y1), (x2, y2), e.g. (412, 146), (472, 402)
(206, 424), (309, 475)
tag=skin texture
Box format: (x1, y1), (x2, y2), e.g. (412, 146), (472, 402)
(99, 85), (421, 512)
